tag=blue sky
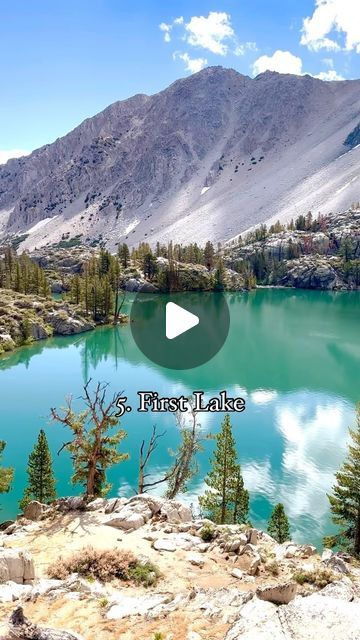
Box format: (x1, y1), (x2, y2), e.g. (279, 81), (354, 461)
(1, 0), (359, 161)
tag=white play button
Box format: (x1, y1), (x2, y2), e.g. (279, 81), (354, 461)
(166, 302), (199, 340)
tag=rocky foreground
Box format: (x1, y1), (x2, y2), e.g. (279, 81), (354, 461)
(1, 495), (359, 639)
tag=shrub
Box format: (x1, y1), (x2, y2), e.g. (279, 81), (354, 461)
(265, 560), (280, 576)
(128, 560), (160, 587)
(293, 568), (335, 588)
(48, 546), (160, 586)
(200, 523), (216, 542)
(98, 597), (109, 608)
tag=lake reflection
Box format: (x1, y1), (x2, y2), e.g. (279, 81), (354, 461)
(0, 289), (359, 547)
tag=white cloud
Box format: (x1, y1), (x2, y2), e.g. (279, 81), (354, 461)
(234, 42), (258, 56)
(0, 149), (30, 164)
(173, 51), (208, 74)
(184, 11), (235, 55)
(301, 0), (360, 52)
(159, 22), (172, 43)
(315, 68), (344, 80)
(252, 50), (303, 76)
(160, 12), (256, 60)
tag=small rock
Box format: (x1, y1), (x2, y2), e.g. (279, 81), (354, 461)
(187, 553), (205, 568)
(231, 568), (244, 580)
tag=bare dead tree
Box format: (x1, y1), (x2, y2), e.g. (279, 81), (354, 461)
(165, 396), (206, 500)
(138, 425), (174, 493)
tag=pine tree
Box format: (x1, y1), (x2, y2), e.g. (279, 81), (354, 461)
(204, 241), (215, 270)
(213, 257), (226, 291)
(199, 415), (246, 524)
(19, 430), (56, 511)
(233, 467), (250, 524)
(325, 405), (360, 555)
(268, 503), (290, 543)
(0, 441), (14, 502)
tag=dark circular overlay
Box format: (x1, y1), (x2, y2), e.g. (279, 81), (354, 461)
(130, 290), (230, 370)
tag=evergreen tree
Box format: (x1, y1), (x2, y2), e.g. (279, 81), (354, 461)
(19, 430), (56, 511)
(325, 405), (360, 555)
(0, 441), (13, 503)
(214, 258), (226, 291)
(233, 467), (250, 524)
(268, 503), (290, 543)
(199, 415), (247, 524)
(204, 241), (215, 270)
(118, 243), (130, 269)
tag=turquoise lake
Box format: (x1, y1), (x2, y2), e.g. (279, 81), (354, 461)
(0, 289), (359, 548)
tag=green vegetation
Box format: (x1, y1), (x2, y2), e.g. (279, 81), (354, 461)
(325, 404), (360, 556)
(19, 429), (56, 512)
(268, 503), (291, 543)
(293, 567), (335, 588)
(199, 414), (249, 525)
(50, 380), (129, 498)
(199, 523), (216, 542)
(0, 246), (50, 296)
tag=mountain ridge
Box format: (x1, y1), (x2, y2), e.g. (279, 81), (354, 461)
(1, 66), (360, 251)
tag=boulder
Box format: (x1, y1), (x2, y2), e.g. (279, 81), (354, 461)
(153, 539), (177, 552)
(57, 497), (86, 512)
(0, 582), (32, 603)
(225, 598), (278, 639)
(85, 498), (106, 512)
(47, 311), (95, 336)
(23, 501), (50, 521)
(226, 593), (360, 640)
(107, 511), (146, 531)
(128, 493), (163, 514)
(256, 582), (297, 605)
(160, 500), (192, 524)
(107, 593), (172, 619)
(237, 545), (261, 576)
(104, 497), (128, 514)
(319, 579), (357, 602)
(323, 554), (350, 575)
(0, 549), (35, 584)
(247, 529), (258, 545)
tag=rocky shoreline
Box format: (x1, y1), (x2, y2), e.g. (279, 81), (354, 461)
(0, 289), (108, 356)
(1, 495), (359, 639)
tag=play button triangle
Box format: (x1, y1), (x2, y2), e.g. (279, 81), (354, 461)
(166, 302), (199, 340)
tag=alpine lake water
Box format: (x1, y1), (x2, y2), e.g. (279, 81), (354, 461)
(0, 288), (359, 548)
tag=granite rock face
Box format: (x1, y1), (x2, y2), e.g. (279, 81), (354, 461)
(2, 69), (360, 250)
